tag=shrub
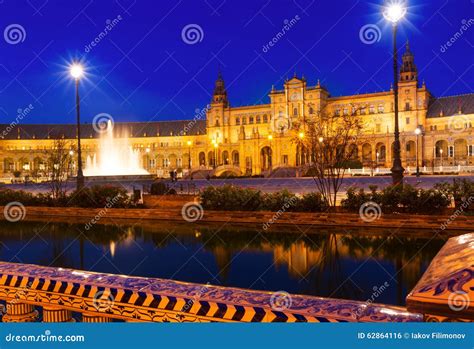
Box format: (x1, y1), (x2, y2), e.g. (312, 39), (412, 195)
(68, 185), (130, 208)
(150, 182), (168, 195)
(200, 185), (262, 211)
(341, 184), (450, 214)
(295, 192), (326, 212)
(434, 179), (474, 209)
(262, 190), (298, 211)
(0, 189), (38, 206)
(341, 187), (373, 211)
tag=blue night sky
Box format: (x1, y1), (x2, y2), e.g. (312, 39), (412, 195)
(0, 0), (473, 124)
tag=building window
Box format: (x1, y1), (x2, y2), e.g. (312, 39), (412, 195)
(249, 116), (254, 124)
(369, 105), (375, 114)
(361, 106), (366, 114)
(378, 104), (384, 113)
(469, 145), (474, 156)
(405, 102), (410, 111)
(335, 109), (340, 116)
(263, 115), (268, 123)
(242, 117), (247, 125)
(236, 117), (240, 125)
(406, 117), (410, 125)
(343, 108), (348, 116)
(351, 107), (357, 115)
(449, 146), (454, 157)
(282, 155), (288, 165)
(309, 106), (314, 114)
(256, 115), (261, 123)
(293, 107), (298, 116)
(406, 143), (411, 152)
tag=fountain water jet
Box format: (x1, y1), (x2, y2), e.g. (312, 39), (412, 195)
(84, 121), (150, 177)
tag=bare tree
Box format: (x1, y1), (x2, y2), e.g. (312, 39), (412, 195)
(44, 138), (75, 199)
(293, 106), (364, 208)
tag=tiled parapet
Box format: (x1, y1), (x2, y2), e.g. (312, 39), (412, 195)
(407, 233), (473, 322)
(0, 261), (421, 323)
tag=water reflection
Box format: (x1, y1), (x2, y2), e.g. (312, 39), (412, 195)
(0, 221), (446, 306)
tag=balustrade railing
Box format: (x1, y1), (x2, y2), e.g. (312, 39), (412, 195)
(0, 261), (420, 323)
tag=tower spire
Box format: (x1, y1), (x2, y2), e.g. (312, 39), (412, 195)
(400, 40), (417, 82)
(212, 70), (228, 106)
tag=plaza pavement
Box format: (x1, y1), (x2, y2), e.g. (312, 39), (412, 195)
(3, 174), (474, 196)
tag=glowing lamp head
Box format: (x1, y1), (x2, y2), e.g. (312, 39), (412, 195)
(213, 143), (218, 148)
(318, 137), (324, 143)
(414, 127), (421, 135)
(268, 135), (273, 141)
(70, 64), (84, 79)
(383, 2), (407, 23)
(187, 140), (192, 146)
(298, 132), (305, 139)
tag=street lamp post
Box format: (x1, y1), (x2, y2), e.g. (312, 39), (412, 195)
(384, 2), (407, 186)
(187, 140), (192, 170)
(70, 63), (85, 190)
(415, 127), (422, 177)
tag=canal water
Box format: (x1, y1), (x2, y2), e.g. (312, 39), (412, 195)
(0, 221), (447, 306)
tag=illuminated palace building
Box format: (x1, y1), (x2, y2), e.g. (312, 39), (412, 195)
(1, 43), (474, 179)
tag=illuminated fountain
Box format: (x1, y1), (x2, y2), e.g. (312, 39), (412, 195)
(84, 120), (150, 177)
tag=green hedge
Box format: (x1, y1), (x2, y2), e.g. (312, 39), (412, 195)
(341, 184), (451, 214)
(200, 185), (326, 212)
(0, 185), (131, 208)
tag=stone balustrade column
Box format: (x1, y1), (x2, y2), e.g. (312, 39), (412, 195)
(82, 313), (112, 323)
(42, 306), (74, 322)
(2, 303), (38, 322)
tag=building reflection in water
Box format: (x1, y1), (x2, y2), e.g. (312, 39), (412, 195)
(0, 221), (445, 305)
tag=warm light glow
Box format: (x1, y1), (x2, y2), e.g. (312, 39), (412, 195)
(213, 143), (218, 148)
(211, 139), (216, 144)
(70, 64), (84, 79)
(145, 148), (150, 153)
(298, 132), (305, 139)
(383, 2), (407, 23)
(84, 120), (149, 176)
(187, 140), (192, 146)
(268, 135), (273, 140)
(414, 127), (421, 135)
(69, 150), (74, 156)
(440, 149), (443, 154)
(318, 137), (324, 143)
